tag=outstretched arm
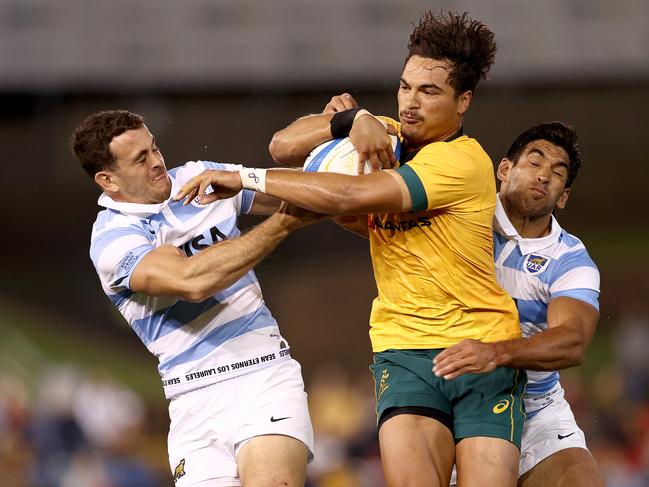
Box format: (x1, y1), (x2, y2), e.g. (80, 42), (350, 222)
(130, 204), (322, 302)
(432, 297), (599, 379)
(175, 167), (412, 216)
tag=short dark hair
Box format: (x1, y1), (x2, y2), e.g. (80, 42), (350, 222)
(506, 122), (583, 188)
(407, 11), (497, 95)
(71, 110), (145, 179)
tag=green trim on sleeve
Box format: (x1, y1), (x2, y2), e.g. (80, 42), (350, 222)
(396, 164), (428, 212)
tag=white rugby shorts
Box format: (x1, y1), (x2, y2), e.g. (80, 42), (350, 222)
(518, 385), (588, 476)
(167, 358), (314, 486)
(449, 385), (588, 484)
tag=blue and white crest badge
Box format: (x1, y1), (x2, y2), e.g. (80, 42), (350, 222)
(524, 254), (550, 274)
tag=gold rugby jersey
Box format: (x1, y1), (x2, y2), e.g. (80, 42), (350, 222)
(368, 118), (520, 351)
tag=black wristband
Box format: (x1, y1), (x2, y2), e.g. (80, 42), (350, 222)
(330, 107), (362, 139)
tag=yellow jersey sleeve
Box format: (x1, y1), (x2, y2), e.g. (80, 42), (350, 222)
(396, 138), (490, 213)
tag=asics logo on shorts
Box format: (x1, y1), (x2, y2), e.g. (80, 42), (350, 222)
(378, 369), (390, 399)
(492, 399), (510, 414)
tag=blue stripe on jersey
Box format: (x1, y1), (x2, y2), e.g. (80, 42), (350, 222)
(108, 289), (133, 308)
(213, 271), (257, 301)
(158, 305), (277, 373)
(90, 226), (151, 263)
(501, 244), (523, 269)
(132, 272), (259, 346)
(524, 371), (559, 395)
(493, 230), (509, 261)
(517, 299), (548, 324)
(132, 297), (219, 347)
(541, 249), (598, 286)
(241, 190), (255, 215)
(559, 230), (581, 247)
(551, 288), (600, 310)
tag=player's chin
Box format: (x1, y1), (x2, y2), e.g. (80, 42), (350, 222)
(155, 181), (173, 202)
(400, 127), (422, 147)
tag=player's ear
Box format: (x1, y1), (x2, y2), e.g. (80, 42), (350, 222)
(95, 171), (120, 193)
(457, 90), (473, 115)
(496, 158), (512, 183)
(555, 187), (571, 210)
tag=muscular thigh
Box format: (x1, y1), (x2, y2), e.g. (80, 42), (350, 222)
(519, 447), (603, 487)
(237, 434), (308, 487)
(455, 436), (519, 487)
(379, 413), (455, 487)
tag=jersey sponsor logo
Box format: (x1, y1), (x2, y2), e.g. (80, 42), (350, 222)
(173, 458), (186, 483)
(377, 369), (390, 400)
(369, 216), (431, 233)
(180, 224), (228, 256)
(524, 254), (550, 274)
(492, 399), (510, 414)
(557, 432), (575, 440)
(117, 251), (139, 272)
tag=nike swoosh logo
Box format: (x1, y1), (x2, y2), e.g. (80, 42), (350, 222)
(557, 432), (575, 440)
(270, 416), (290, 422)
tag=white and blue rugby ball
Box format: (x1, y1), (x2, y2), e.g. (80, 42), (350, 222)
(303, 135), (401, 175)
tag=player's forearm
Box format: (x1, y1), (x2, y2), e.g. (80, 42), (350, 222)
(269, 114), (334, 166)
(266, 170), (369, 215)
(181, 213), (296, 301)
(494, 326), (586, 371)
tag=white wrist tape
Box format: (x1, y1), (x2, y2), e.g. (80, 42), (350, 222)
(239, 168), (267, 193)
(353, 109), (372, 123)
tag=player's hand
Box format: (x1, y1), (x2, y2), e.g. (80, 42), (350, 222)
(322, 93), (359, 114)
(277, 201), (328, 230)
(174, 170), (243, 205)
(432, 339), (499, 380)
(350, 114), (398, 173)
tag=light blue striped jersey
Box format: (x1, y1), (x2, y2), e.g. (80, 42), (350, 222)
(90, 161), (291, 399)
(493, 196), (600, 417)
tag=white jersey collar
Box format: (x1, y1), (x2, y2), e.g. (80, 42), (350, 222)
(97, 176), (180, 218)
(494, 193), (562, 255)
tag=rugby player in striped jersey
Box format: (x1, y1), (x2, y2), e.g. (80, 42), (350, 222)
(434, 122), (604, 487)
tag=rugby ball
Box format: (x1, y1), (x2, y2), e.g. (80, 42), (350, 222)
(303, 135), (401, 175)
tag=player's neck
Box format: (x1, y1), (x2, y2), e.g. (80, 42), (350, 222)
(514, 216), (552, 239)
(502, 199), (553, 239)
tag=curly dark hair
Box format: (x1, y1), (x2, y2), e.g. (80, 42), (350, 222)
(71, 110), (145, 179)
(407, 10), (497, 95)
(506, 122), (583, 189)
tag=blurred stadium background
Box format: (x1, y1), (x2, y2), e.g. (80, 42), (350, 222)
(0, 0), (648, 485)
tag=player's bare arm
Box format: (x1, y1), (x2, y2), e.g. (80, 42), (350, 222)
(276, 93), (369, 238)
(174, 167), (411, 216)
(269, 114), (336, 167)
(249, 192), (282, 215)
(432, 296), (599, 379)
(269, 106), (396, 171)
(130, 203), (322, 302)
